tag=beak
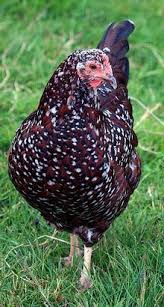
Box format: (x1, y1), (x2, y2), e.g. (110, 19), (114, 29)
(102, 74), (117, 90)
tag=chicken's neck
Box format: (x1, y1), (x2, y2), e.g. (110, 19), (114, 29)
(38, 72), (101, 122)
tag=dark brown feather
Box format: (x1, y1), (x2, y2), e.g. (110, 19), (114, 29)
(8, 21), (141, 247)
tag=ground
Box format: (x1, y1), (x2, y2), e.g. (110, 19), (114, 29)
(0, 0), (164, 306)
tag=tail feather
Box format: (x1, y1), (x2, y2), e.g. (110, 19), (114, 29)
(97, 22), (115, 50)
(111, 40), (129, 61)
(97, 20), (135, 84)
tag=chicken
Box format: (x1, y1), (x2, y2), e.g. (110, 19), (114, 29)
(8, 20), (141, 289)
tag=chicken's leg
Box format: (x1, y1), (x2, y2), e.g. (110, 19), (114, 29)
(79, 246), (92, 289)
(63, 234), (81, 266)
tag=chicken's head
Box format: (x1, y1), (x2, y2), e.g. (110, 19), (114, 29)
(76, 49), (117, 90)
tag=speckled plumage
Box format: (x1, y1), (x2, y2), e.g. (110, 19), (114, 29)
(8, 20), (141, 247)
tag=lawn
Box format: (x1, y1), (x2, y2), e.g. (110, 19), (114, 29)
(0, 0), (164, 306)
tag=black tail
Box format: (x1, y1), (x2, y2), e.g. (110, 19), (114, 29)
(97, 20), (135, 84)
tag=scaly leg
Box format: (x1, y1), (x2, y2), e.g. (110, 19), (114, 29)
(79, 246), (92, 289)
(75, 235), (83, 257)
(63, 234), (80, 266)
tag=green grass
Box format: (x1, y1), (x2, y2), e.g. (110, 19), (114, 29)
(0, 0), (164, 306)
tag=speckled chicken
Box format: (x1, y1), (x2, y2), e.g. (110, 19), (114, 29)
(8, 20), (141, 289)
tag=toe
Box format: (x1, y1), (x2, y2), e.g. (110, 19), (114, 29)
(79, 274), (92, 290)
(62, 256), (73, 267)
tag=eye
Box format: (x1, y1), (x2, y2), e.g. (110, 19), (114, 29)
(89, 64), (97, 70)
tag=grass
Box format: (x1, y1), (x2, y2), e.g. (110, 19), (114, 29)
(0, 0), (164, 306)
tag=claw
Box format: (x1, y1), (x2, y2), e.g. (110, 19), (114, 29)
(79, 274), (92, 290)
(62, 256), (73, 267)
